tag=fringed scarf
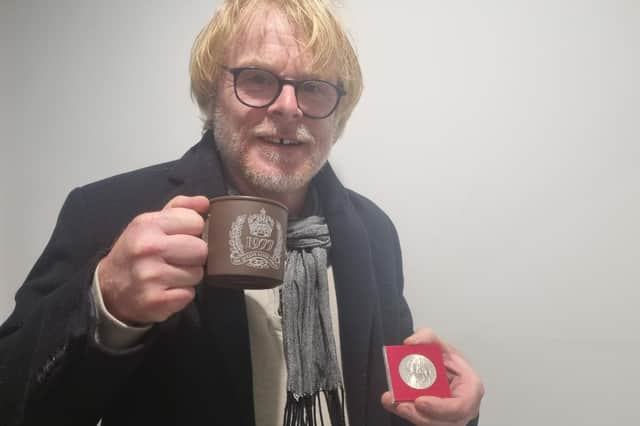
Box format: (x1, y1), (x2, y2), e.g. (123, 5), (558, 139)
(281, 215), (346, 426)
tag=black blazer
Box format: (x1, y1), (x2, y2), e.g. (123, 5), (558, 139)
(0, 131), (415, 425)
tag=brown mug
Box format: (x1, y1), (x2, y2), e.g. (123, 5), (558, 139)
(204, 196), (288, 289)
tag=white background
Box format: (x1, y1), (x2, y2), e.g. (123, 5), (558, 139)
(1, 1), (639, 424)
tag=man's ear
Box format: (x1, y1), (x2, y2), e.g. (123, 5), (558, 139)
(332, 120), (342, 145)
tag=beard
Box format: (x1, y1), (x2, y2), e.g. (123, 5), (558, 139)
(212, 105), (334, 194)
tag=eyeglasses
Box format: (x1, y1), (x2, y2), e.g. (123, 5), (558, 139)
(223, 66), (346, 119)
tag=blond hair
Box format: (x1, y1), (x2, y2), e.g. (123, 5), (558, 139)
(190, 0), (363, 137)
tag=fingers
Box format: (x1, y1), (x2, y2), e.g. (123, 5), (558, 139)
(381, 392), (439, 426)
(386, 329), (484, 425)
(98, 195), (211, 324)
(404, 331), (473, 384)
(161, 234), (208, 266)
(404, 328), (458, 355)
(163, 195), (210, 214)
(404, 328), (440, 345)
(444, 352), (475, 380)
(380, 391), (396, 410)
(382, 392), (473, 426)
(381, 392), (425, 423)
(156, 195), (210, 235)
(131, 259), (204, 289)
(414, 397), (468, 424)
(163, 286), (197, 312)
(142, 208), (205, 236)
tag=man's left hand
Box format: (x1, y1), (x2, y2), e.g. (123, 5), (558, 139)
(381, 328), (484, 426)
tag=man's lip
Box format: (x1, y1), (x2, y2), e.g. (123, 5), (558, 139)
(256, 136), (308, 145)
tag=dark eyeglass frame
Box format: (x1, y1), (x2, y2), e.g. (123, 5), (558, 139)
(222, 65), (346, 119)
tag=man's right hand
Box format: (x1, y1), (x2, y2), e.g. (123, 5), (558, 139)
(97, 195), (210, 325)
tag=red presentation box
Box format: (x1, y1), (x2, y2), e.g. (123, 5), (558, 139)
(383, 344), (451, 402)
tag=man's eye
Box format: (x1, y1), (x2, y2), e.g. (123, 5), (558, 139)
(301, 82), (325, 94)
(301, 82), (334, 99)
(302, 83), (319, 93)
(238, 70), (275, 87)
(248, 74), (270, 85)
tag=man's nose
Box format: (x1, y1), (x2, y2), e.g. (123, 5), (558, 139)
(267, 84), (303, 121)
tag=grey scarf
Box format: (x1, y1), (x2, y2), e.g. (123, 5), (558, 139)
(282, 215), (346, 426)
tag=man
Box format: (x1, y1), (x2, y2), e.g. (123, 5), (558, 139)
(0, 0), (483, 425)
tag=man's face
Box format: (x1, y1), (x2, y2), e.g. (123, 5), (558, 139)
(213, 9), (338, 195)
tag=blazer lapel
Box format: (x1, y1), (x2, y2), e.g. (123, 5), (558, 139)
(166, 130), (228, 200)
(168, 131), (255, 424)
(315, 165), (382, 425)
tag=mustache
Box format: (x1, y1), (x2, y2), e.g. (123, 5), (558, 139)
(252, 121), (314, 144)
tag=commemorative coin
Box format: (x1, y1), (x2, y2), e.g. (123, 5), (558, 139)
(398, 354), (437, 390)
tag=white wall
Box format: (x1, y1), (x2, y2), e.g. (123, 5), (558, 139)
(2, 1), (639, 425)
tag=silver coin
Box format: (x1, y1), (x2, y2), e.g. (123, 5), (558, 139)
(398, 354), (437, 390)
